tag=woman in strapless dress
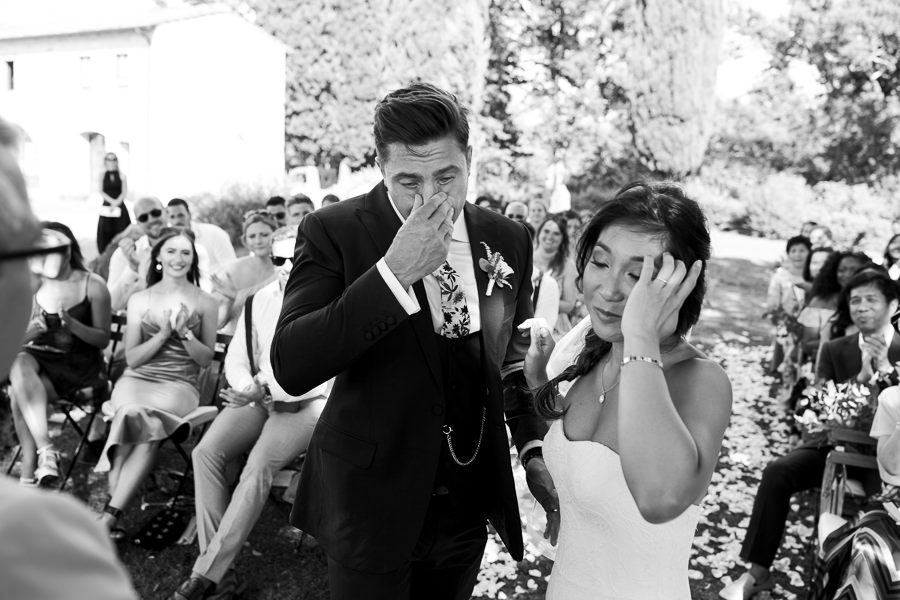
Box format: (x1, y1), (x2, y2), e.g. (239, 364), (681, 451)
(524, 182), (733, 600)
(95, 229), (219, 538)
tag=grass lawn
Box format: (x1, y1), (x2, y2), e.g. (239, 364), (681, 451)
(2, 232), (816, 599)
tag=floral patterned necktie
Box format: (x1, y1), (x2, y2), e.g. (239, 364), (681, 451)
(433, 261), (471, 339)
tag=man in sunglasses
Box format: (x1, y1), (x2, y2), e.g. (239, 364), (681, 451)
(107, 196), (167, 310)
(265, 196), (288, 229)
(169, 228), (327, 600)
(0, 115), (137, 598)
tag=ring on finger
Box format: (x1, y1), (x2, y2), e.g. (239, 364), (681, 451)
(657, 277), (670, 285)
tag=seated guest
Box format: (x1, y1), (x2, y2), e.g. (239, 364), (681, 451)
(286, 194), (314, 229)
(211, 212), (278, 332)
(532, 214), (578, 337)
(168, 230), (327, 600)
(721, 268), (900, 600)
(504, 201), (528, 223)
(809, 224), (835, 249)
(108, 197), (167, 310)
(109, 198), (215, 308)
(809, 385), (900, 599)
(95, 230), (218, 538)
(883, 233), (900, 280)
(526, 198), (548, 232)
(264, 196), (287, 229)
(8, 222), (111, 486)
(819, 252), (875, 351)
(320, 193), (340, 207)
(532, 265), (560, 328)
(166, 198), (236, 277)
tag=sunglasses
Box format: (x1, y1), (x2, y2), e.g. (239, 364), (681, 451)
(270, 255), (292, 267)
(0, 228), (71, 279)
(136, 208), (163, 223)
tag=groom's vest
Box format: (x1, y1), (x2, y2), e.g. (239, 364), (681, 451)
(432, 331), (490, 509)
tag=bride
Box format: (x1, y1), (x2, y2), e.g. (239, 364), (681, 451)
(525, 181), (732, 599)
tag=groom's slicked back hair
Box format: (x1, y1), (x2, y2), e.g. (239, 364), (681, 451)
(373, 82), (469, 161)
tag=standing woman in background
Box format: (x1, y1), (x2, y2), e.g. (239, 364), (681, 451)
(883, 233), (900, 280)
(96, 153), (131, 254)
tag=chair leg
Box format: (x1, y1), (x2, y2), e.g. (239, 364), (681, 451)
(5, 445), (21, 475)
(57, 406), (100, 491)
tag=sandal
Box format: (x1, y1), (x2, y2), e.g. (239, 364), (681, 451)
(102, 498), (128, 541)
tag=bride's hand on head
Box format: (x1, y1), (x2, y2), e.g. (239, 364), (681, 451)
(620, 252), (702, 343)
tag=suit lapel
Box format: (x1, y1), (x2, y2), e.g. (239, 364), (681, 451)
(464, 204), (503, 364)
(356, 183), (442, 386)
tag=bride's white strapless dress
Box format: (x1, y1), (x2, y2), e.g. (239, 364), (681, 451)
(543, 419), (700, 600)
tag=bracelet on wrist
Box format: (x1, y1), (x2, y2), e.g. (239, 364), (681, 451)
(621, 355), (663, 369)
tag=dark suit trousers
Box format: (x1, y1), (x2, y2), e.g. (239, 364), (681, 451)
(327, 333), (491, 600)
(740, 445), (830, 568)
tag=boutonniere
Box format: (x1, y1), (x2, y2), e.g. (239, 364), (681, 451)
(478, 242), (514, 296)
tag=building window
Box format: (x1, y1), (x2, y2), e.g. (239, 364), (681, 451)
(2, 61), (13, 91)
(116, 53), (128, 87)
(80, 56), (91, 89)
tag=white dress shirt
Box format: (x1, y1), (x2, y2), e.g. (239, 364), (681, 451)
(373, 194), (540, 456)
(375, 196), (481, 333)
(193, 221), (237, 276)
(226, 280), (328, 403)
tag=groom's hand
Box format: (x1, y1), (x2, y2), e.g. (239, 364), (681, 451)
(385, 192), (455, 288)
(526, 457), (560, 546)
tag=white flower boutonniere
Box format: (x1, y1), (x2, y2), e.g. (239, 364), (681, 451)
(478, 242), (514, 296)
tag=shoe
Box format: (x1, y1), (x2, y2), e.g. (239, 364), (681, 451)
(35, 448), (60, 487)
(18, 477), (38, 487)
(719, 572), (775, 600)
(169, 576), (211, 600)
(207, 570), (246, 600)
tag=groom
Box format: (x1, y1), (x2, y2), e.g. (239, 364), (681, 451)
(272, 82), (555, 599)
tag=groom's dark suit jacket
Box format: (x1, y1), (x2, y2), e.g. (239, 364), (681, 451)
(271, 183), (548, 573)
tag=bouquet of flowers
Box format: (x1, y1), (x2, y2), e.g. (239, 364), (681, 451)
(794, 380), (875, 439)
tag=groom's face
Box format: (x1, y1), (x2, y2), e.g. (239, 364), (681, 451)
(378, 135), (471, 221)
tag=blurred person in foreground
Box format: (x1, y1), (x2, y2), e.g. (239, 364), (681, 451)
(526, 181), (731, 599)
(271, 82), (552, 600)
(168, 229), (328, 600)
(0, 114), (137, 599)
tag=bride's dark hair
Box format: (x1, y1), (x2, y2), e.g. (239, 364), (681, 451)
(535, 181), (711, 420)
